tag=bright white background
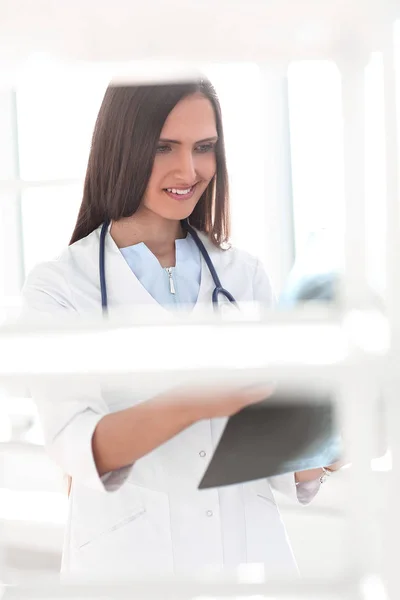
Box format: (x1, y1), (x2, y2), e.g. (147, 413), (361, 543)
(0, 46), (392, 577)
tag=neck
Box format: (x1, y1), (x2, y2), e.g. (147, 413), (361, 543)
(110, 209), (185, 265)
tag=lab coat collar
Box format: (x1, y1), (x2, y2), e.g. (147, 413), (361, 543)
(89, 224), (221, 318)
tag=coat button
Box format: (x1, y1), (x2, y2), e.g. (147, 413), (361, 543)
(206, 510), (213, 517)
(199, 451), (206, 457)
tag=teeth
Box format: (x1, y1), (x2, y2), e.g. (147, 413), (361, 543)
(166, 187), (192, 195)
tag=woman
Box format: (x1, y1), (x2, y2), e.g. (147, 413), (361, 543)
(22, 79), (334, 577)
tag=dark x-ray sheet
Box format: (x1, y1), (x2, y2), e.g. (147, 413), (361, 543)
(198, 391), (341, 489)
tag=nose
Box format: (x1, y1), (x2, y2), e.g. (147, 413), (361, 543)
(174, 149), (197, 184)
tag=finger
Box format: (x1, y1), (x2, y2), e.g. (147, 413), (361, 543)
(242, 385), (274, 399)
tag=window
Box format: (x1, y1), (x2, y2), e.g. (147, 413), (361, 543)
(16, 70), (105, 181)
(287, 60), (345, 257)
(287, 54), (387, 297)
(21, 184), (83, 274)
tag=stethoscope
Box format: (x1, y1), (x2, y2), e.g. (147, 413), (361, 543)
(99, 219), (238, 314)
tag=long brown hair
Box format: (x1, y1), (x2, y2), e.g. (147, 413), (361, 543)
(70, 79), (230, 246)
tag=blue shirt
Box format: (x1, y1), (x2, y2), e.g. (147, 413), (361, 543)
(120, 233), (201, 309)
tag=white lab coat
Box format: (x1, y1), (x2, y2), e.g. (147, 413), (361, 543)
(21, 225), (318, 578)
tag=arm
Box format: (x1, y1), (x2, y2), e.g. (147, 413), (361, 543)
(92, 384), (271, 476)
(68, 395), (200, 494)
(93, 393), (199, 476)
(22, 263), (271, 492)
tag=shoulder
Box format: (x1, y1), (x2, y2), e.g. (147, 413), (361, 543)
(197, 231), (260, 273)
(22, 228), (100, 312)
(197, 231), (275, 306)
(23, 253), (73, 305)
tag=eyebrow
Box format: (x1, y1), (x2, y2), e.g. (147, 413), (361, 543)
(158, 136), (218, 145)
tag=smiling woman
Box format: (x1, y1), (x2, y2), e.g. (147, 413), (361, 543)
(140, 94), (218, 221)
(70, 81), (229, 249)
(21, 76), (327, 579)
(159, 133), (218, 203)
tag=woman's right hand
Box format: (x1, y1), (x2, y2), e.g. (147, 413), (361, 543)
(176, 384), (274, 421)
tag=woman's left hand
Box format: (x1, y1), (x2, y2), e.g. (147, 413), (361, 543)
(294, 459), (343, 484)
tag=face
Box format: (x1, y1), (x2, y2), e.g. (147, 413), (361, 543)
(141, 93), (218, 221)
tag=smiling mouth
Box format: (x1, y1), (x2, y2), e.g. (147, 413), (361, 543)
(163, 184), (198, 201)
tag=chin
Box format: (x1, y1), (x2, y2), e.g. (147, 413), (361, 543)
(168, 207), (196, 221)
(156, 202), (199, 222)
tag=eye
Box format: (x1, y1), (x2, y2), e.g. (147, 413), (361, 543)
(195, 142), (216, 154)
(156, 144), (172, 154)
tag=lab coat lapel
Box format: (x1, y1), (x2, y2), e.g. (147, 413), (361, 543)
(192, 232), (234, 317)
(95, 225), (171, 317)
(191, 232), (217, 314)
